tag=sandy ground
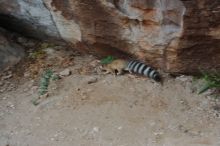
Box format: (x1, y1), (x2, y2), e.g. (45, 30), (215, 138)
(1, 53), (220, 146)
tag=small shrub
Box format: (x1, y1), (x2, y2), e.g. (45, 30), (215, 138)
(39, 69), (53, 95)
(198, 71), (220, 94)
(51, 74), (60, 81)
(29, 49), (46, 59)
(100, 56), (115, 64)
(40, 42), (56, 49)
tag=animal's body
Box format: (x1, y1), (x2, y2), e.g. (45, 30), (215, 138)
(102, 59), (161, 82)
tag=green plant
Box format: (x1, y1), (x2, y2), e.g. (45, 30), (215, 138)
(29, 49), (46, 59)
(51, 74), (60, 81)
(100, 56), (115, 64)
(39, 69), (53, 95)
(40, 42), (56, 49)
(198, 71), (220, 94)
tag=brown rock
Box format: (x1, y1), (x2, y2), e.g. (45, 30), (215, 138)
(166, 0), (220, 73)
(0, 0), (219, 73)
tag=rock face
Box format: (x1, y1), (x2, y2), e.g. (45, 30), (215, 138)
(0, 28), (24, 69)
(167, 0), (220, 73)
(0, 0), (219, 73)
(0, 0), (60, 40)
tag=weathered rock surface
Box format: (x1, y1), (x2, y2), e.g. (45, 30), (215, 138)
(0, 0), (60, 40)
(0, 28), (24, 70)
(0, 0), (219, 73)
(166, 0), (220, 73)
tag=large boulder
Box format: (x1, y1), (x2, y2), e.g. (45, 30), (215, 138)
(0, 0), (60, 40)
(0, 28), (24, 69)
(166, 0), (220, 73)
(0, 0), (219, 73)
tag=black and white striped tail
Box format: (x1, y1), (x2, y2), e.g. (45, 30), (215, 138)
(126, 60), (161, 82)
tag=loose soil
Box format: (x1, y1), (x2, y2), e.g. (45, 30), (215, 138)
(0, 50), (220, 146)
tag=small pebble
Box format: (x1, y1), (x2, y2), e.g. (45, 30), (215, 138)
(176, 75), (188, 82)
(81, 93), (88, 100)
(86, 77), (98, 84)
(0, 89), (6, 93)
(17, 37), (28, 44)
(92, 127), (99, 133)
(39, 93), (49, 99)
(2, 96), (7, 100)
(7, 102), (15, 109)
(0, 81), (4, 86)
(89, 60), (100, 67)
(59, 69), (71, 77)
(2, 74), (13, 80)
(50, 138), (55, 141)
(23, 88), (29, 92)
(24, 72), (30, 77)
(118, 126), (122, 130)
(31, 86), (38, 92)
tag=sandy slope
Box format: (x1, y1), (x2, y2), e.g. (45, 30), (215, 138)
(0, 55), (220, 146)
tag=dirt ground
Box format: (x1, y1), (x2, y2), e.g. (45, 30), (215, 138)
(1, 48), (220, 146)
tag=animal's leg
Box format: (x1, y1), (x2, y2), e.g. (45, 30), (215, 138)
(102, 68), (111, 75)
(103, 71), (110, 75)
(117, 69), (123, 75)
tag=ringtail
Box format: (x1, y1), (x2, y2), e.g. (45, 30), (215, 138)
(101, 59), (161, 82)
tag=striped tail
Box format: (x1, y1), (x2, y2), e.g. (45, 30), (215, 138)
(126, 60), (161, 82)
